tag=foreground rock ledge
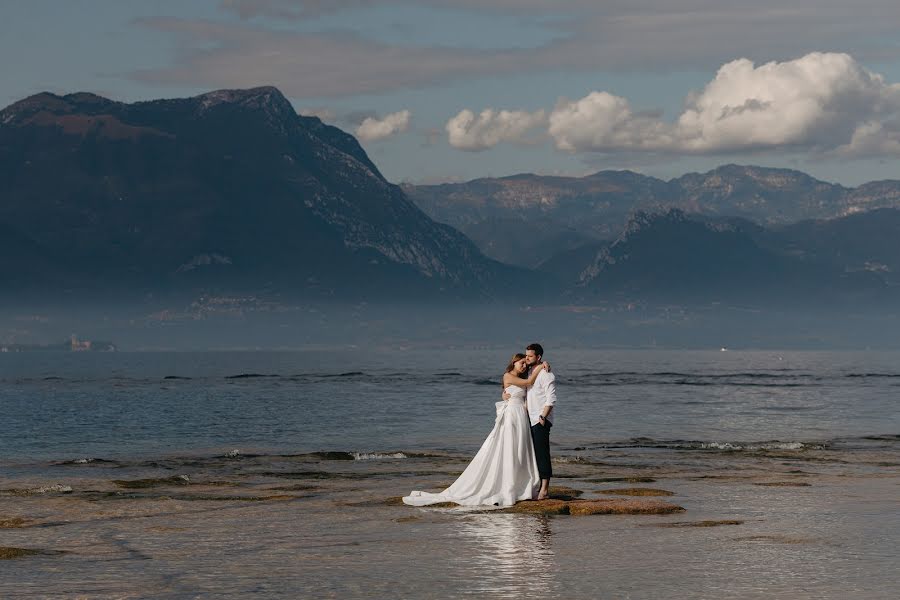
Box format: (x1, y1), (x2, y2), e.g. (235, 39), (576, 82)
(501, 498), (685, 515)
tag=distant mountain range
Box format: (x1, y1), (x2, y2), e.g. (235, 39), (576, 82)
(0, 87), (514, 302)
(539, 209), (894, 306)
(1, 87), (898, 310)
(403, 166), (900, 267)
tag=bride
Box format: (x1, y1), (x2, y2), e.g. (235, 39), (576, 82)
(403, 354), (547, 507)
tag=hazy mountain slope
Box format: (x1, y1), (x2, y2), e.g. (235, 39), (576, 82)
(0, 87), (517, 302)
(405, 165), (900, 267)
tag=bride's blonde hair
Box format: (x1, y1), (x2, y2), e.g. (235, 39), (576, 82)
(505, 353), (527, 375)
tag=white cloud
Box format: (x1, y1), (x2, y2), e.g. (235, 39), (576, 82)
(355, 109), (411, 141)
(676, 52), (900, 154)
(446, 108), (546, 151)
(548, 92), (673, 152)
(547, 52), (900, 157)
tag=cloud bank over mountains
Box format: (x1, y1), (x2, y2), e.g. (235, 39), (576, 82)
(450, 53), (900, 158)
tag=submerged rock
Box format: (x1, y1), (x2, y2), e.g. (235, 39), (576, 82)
(0, 517), (29, 528)
(112, 475), (191, 489)
(164, 494), (295, 502)
(753, 482), (812, 487)
(586, 477), (656, 483)
(393, 516), (422, 523)
(598, 488), (675, 496)
(0, 547), (63, 559)
(733, 535), (815, 544)
(649, 520), (744, 528)
(351, 496), (457, 508)
(267, 484), (323, 492)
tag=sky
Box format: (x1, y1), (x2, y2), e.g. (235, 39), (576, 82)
(3, 0), (900, 186)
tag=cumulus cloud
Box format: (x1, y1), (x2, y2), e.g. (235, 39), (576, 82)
(446, 108), (546, 151)
(675, 52), (900, 154)
(549, 92), (673, 152)
(355, 110), (411, 141)
(547, 52), (900, 157)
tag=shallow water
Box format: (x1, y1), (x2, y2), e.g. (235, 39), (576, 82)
(1, 350), (898, 598)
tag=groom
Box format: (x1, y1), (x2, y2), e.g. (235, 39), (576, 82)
(525, 343), (557, 500)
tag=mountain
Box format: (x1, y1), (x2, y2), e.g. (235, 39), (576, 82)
(0, 87), (515, 302)
(402, 171), (676, 266)
(404, 165), (900, 267)
(3, 88), (895, 311)
(542, 209), (889, 306)
(759, 208), (900, 285)
(671, 164), (848, 222)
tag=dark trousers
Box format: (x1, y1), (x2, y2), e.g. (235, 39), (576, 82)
(531, 421), (552, 480)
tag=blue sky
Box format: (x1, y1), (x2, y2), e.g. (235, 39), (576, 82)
(3, 0), (900, 185)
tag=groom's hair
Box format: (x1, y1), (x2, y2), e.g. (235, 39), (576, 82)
(526, 343), (544, 358)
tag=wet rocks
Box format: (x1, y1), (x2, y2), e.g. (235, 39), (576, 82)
(354, 497), (457, 508)
(0, 517), (29, 528)
(597, 488), (675, 496)
(586, 477), (657, 483)
(733, 535), (815, 544)
(502, 499), (571, 514)
(0, 547), (63, 559)
(502, 498), (685, 515)
(162, 493), (296, 502)
(753, 482), (812, 487)
(267, 484), (323, 492)
(0, 484), (73, 496)
(393, 516), (421, 523)
(648, 520), (744, 528)
(548, 486), (584, 500)
(112, 475), (191, 489)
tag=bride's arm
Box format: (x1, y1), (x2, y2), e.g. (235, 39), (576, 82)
(502, 363), (546, 388)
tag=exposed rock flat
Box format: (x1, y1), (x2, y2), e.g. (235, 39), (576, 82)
(501, 498), (685, 515)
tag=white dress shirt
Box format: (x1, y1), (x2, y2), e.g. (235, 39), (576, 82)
(526, 369), (557, 426)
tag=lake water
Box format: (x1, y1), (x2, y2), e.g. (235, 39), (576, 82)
(1, 349), (898, 598)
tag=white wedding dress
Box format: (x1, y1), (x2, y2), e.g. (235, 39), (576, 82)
(403, 385), (540, 507)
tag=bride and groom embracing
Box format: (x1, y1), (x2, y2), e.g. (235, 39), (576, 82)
(403, 343), (557, 507)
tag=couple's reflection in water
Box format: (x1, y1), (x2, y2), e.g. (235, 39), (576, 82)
(451, 512), (557, 598)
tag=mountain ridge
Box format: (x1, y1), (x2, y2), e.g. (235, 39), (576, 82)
(404, 164), (900, 267)
(0, 86), (519, 303)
